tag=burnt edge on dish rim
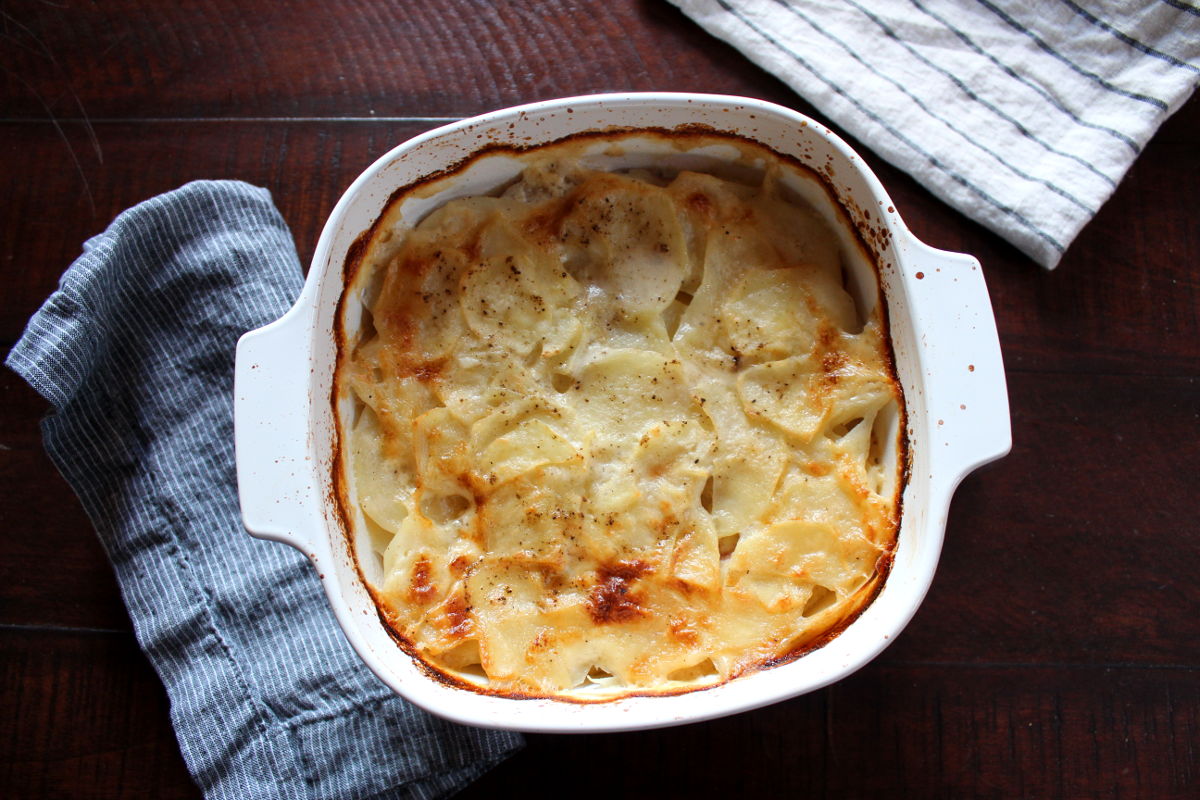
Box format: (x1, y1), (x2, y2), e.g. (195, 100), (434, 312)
(329, 122), (911, 703)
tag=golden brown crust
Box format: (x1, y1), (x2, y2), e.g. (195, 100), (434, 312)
(333, 131), (907, 700)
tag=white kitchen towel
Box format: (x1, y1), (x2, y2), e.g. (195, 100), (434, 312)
(668, 0), (1200, 268)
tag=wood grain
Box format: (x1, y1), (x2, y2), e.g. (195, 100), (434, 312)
(463, 663), (1199, 800)
(0, 120), (441, 347)
(893, 373), (1200, 667)
(7, 628), (1193, 799)
(0, 630), (197, 799)
(6, 367), (1196, 662)
(0, 0), (798, 119)
(3, 111), (1197, 373)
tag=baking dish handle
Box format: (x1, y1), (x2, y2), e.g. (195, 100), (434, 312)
(233, 303), (318, 553)
(905, 241), (1012, 489)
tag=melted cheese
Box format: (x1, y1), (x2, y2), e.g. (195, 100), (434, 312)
(340, 157), (903, 697)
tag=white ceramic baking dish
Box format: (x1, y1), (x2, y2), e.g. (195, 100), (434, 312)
(234, 93), (1010, 733)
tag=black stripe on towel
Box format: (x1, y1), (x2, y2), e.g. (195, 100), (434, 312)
(771, 0), (1097, 213)
(715, 0), (1066, 254)
(975, 0), (1170, 111)
(1159, 0), (1200, 20)
(850, 0), (1117, 189)
(909, 0), (1141, 154)
(1059, 0), (1200, 73)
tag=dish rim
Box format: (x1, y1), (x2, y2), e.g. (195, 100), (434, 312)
(234, 92), (1011, 732)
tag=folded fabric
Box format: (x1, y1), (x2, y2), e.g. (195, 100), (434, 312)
(5, 181), (522, 800)
(668, 0), (1200, 268)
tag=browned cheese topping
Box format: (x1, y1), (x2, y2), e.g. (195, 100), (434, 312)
(339, 156), (904, 697)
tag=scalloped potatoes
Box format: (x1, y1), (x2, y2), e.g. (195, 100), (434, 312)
(337, 153), (904, 697)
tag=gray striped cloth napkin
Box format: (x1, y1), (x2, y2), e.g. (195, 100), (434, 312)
(5, 181), (521, 800)
(668, 0), (1200, 268)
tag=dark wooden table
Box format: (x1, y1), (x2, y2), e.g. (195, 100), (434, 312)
(2, 2), (1196, 797)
